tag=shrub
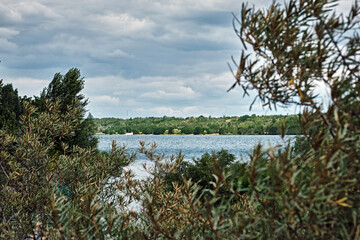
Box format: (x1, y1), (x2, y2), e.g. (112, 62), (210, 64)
(0, 101), (135, 239)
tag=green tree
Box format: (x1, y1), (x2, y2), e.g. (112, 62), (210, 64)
(0, 80), (23, 133)
(35, 68), (97, 149)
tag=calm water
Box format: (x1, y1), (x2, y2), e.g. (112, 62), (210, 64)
(98, 134), (295, 184)
(97, 135), (293, 161)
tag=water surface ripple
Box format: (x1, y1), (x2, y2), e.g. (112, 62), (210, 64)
(97, 135), (293, 161)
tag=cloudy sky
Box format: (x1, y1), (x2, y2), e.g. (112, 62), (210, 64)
(0, 0), (352, 118)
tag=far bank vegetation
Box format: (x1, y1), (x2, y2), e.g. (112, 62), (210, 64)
(94, 114), (301, 135)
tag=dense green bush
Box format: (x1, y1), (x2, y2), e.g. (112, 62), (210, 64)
(166, 150), (250, 200)
(0, 101), (135, 239)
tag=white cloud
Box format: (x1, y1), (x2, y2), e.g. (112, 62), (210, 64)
(105, 49), (135, 58)
(0, 38), (18, 52)
(14, 1), (60, 20)
(90, 95), (120, 105)
(90, 13), (155, 37)
(0, 27), (19, 52)
(134, 105), (201, 117)
(0, 27), (19, 38)
(0, 1), (60, 25)
(2, 77), (47, 96)
(152, 106), (181, 116)
(140, 86), (197, 100)
(0, 2), (22, 23)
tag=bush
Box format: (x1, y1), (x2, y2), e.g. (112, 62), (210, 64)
(0, 101), (135, 239)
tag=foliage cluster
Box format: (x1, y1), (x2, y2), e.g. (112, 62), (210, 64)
(34, 68), (98, 150)
(0, 68), (97, 150)
(0, 80), (23, 134)
(95, 114), (301, 135)
(0, 101), (135, 239)
(166, 150), (250, 199)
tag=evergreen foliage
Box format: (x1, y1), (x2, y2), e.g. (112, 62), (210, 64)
(166, 149), (250, 200)
(0, 101), (134, 239)
(35, 68), (97, 149)
(0, 80), (23, 134)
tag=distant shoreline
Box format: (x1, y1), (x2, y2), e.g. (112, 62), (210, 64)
(95, 133), (297, 136)
(93, 114), (301, 135)
(95, 133), (219, 136)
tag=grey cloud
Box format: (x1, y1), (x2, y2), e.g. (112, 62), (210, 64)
(173, 10), (233, 27)
(0, 2), (22, 25)
(1, 0), (347, 118)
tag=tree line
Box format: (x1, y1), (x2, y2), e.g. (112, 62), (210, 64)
(94, 114), (301, 135)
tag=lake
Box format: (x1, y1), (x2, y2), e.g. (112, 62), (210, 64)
(97, 134), (293, 160)
(97, 135), (295, 178)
